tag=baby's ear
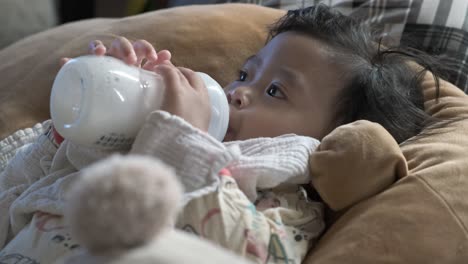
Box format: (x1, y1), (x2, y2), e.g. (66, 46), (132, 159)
(309, 120), (408, 211)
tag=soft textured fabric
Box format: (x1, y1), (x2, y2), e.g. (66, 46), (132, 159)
(0, 111), (324, 264)
(133, 111), (325, 263)
(1, 214), (252, 264)
(177, 171), (324, 264)
(63, 229), (251, 264)
(0, 122), (47, 172)
(0, 212), (77, 263)
(133, 111), (320, 202)
(309, 120), (408, 211)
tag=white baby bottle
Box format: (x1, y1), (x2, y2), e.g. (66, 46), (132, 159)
(50, 55), (229, 149)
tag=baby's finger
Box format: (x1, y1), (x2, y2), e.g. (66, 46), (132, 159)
(178, 67), (204, 91)
(59, 57), (71, 67)
(108, 37), (136, 65)
(88, 40), (106, 55)
(154, 64), (182, 92)
(142, 50), (173, 71)
(155, 50), (171, 63)
(133, 40), (157, 66)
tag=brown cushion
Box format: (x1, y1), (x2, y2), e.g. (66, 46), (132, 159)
(0, 4), (285, 139)
(306, 75), (468, 263)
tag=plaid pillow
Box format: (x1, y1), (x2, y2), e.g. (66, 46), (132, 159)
(400, 0), (468, 92)
(239, 0), (468, 92)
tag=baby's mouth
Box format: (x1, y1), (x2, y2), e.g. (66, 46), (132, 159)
(223, 125), (236, 142)
(223, 106), (235, 142)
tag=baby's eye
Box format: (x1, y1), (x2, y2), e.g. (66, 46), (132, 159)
(238, 70), (248, 82)
(266, 84), (286, 99)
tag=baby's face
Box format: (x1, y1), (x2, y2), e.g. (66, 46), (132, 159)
(223, 31), (345, 142)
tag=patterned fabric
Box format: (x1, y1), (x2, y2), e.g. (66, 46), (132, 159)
(0, 113), (324, 264)
(0, 213), (78, 264)
(0, 122), (46, 172)
(169, 0), (468, 92)
(178, 170), (324, 264)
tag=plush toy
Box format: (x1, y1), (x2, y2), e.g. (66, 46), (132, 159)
(309, 120), (408, 211)
(60, 154), (249, 264)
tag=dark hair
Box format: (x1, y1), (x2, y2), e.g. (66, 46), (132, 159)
(268, 4), (442, 143)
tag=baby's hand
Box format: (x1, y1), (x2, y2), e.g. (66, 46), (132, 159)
(60, 37), (171, 70)
(156, 63), (211, 133)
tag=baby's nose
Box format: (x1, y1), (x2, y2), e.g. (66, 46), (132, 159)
(228, 87), (250, 108)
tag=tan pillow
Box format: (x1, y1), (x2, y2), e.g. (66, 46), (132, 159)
(306, 74), (468, 263)
(0, 4), (285, 139)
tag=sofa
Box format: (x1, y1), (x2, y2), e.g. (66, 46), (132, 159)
(0, 3), (467, 263)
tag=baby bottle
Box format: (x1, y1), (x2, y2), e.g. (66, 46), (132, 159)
(50, 55), (229, 149)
